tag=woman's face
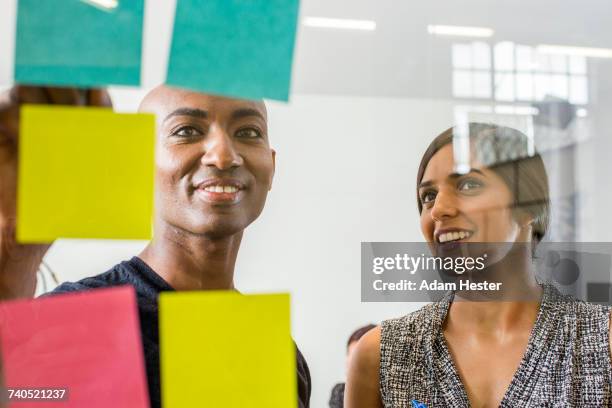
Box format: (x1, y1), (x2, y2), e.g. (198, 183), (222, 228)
(418, 143), (529, 246)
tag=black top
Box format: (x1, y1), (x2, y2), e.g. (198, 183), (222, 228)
(47, 257), (311, 408)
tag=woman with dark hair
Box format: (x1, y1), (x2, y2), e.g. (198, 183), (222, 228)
(345, 123), (612, 407)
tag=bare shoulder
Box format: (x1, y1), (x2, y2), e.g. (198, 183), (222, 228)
(352, 326), (381, 370)
(345, 326), (383, 408)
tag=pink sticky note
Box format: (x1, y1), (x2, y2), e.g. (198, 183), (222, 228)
(0, 286), (149, 408)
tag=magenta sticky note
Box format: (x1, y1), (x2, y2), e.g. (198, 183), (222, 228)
(0, 286), (149, 408)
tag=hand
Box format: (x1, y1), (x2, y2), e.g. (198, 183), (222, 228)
(0, 86), (112, 299)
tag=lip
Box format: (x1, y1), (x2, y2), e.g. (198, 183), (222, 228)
(434, 227), (474, 244)
(193, 178), (246, 204)
(195, 178), (245, 190)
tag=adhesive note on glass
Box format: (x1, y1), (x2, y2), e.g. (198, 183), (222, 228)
(166, 0), (300, 101)
(17, 105), (155, 242)
(0, 286), (150, 408)
(159, 292), (296, 407)
(14, 0), (144, 87)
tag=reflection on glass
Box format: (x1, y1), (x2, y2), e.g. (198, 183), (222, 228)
(472, 72), (492, 98)
(535, 52), (552, 72)
(453, 41), (589, 106)
(534, 74), (551, 100)
(516, 73), (534, 100)
(494, 73), (514, 101)
(453, 71), (472, 98)
(452, 44), (472, 69)
(516, 45), (536, 71)
(551, 74), (569, 99)
(569, 76), (588, 104)
(569, 55), (587, 74)
(472, 42), (491, 70)
(549, 54), (568, 73)
(452, 42), (492, 99)
(494, 42), (515, 71)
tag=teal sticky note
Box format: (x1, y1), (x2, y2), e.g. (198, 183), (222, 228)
(166, 0), (300, 101)
(15, 0), (144, 87)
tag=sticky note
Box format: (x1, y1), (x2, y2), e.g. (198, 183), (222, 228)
(15, 0), (144, 87)
(160, 292), (296, 408)
(17, 105), (154, 242)
(166, 0), (300, 101)
(0, 286), (150, 408)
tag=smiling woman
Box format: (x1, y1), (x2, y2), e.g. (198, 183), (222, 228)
(417, 123), (549, 248)
(345, 123), (612, 408)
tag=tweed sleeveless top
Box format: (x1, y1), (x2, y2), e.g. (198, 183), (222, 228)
(380, 285), (612, 407)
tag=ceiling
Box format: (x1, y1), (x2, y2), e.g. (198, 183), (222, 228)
(292, 0), (612, 97)
(2, 0), (612, 99)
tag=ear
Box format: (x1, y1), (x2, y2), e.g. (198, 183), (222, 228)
(268, 148), (276, 191)
(515, 211), (536, 243)
(512, 207), (534, 227)
(519, 212), (534, 227)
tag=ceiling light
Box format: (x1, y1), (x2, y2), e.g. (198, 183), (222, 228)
(536, 44), (612, 58)
(303, 17), (376, 31)
(427, 25), (494, 38)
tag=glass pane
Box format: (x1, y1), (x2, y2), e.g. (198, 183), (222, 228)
(494, 41), (515, 71)
(453, 70), (473, 97)
(534, 73), (552, 100)
(549, 55), (568, 73)
(452, 44), (472, 69)
(516, 73), (534, 100)
(569, 75), (589, 104)
(473, 71), (492, 98)
(569, 55), (587, 74)
(495, 73), (515, 101)
(472, 42), (491, 70)
(535, 52), (551, 72)
(516, 45), (535, 71)
(550, 74), (569, 99)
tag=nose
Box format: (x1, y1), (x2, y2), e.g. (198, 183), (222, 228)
(201, 125), (243, 170)
(430, 190), (459, 221)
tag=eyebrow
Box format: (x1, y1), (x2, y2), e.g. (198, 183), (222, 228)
(418, 168), (486, 189)
(163, 108), (208, 123)
(162, 107), (265, 123)
(231, 108), (266, 121)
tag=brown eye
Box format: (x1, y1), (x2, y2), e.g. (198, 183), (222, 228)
(421, 190), (437, 204)
(235, 128), (262, 139)
(458, 178), (483, 191)
(173, 126), (202, 137)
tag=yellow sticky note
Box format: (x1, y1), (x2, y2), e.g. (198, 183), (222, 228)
(17, 105), (155, 242)
(159, 292), (296, 408)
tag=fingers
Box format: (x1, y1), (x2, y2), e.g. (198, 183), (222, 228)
(44, 87), (83, 105)
(8, 86), (112, 108)
(87, 89), (113, 108)
(10, 86), (49, 105)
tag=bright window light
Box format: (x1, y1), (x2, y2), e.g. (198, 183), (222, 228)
(576, 108), (588, 118)
(303, 17), (376, 31)
(537, 45), (612, 59)
(427, 25), (494, 38)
